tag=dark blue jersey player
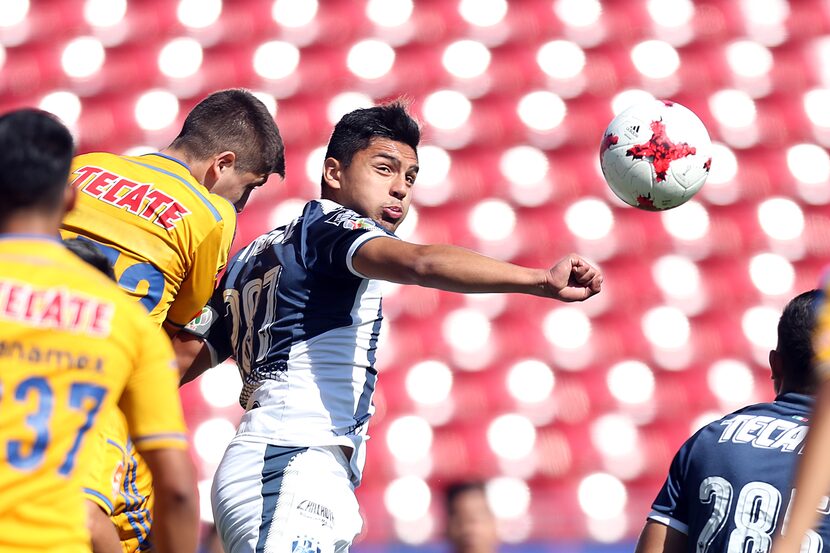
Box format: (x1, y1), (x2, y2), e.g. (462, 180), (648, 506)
(636, 290), (826, 553)
(174, 102), (604, 553)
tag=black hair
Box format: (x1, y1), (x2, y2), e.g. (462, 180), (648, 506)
(445, 481), (487, 515)
(321, 101), (420, 188)
(169, 89), (285, 178)
(0, 109), (74, 221)
(62, 238), (116, 280)
(778, 289), (823, 390)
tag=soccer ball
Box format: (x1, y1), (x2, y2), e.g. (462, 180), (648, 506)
(599, 99), (712, 211)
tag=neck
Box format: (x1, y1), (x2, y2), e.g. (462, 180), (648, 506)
(778, 382), (814, 396)
(321, 189), (337, 202)
(159, 147), (210, 188)
(0, 210), (61, 237)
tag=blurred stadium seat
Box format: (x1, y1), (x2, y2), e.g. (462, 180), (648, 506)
(6, 0), (828, 546)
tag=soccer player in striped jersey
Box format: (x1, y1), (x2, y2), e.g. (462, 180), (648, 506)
(637, 290), (827, 553)
(0, 109), (198, 553)
(61, 89), (285, 553)
(175, 102), (603, 552)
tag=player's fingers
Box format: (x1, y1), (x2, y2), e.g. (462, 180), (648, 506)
(571, 258), (599, 284)
(589, 275), (603, 293)
(558, 281), (600, 302)
(573, 265), (596, 284)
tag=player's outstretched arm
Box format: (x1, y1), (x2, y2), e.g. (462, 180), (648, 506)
(140, 448), (199, 553)
(772, 379), (830, 553)
(352, 238), (602, 301)
(634, 520), (687, 553)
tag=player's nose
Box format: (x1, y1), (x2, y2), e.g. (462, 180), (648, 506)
(390, 176), (408, 200)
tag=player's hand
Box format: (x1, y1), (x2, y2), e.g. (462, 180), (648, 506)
(544, 254), (602, 302)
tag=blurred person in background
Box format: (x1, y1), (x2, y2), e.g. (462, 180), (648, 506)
(174, 101), (603, 552)
(445, 481), (500, 553)
(636, 290), (829, 553)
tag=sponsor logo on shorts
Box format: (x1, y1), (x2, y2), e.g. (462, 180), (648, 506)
(296, 499), (335, 527)
(291, 537), (321, 553)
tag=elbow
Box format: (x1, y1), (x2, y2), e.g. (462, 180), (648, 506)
(154, 474), (197, 509)
(407, 245), (438, 286)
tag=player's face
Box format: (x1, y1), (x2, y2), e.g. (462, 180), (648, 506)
(334, 138), (418, 233)
(446, 490), (499, 553)
(211, 170), (269, 213)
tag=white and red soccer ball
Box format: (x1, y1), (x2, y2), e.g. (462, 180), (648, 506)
(599, 99), (713, 211)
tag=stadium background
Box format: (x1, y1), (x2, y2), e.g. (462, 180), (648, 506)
(2, 0), (829, 550)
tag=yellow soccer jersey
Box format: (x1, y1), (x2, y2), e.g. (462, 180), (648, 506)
(0, 237), (187, 553)
(61, 152), (237, 328)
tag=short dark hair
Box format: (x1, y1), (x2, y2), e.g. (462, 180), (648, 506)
(321, 101), (420, 187)
(778, 289), (822, 389)
(169, 89), (285, 178)
(0, 109), (74, 221)
(445, 481), (487, 515)
(62, 238), (116, 280)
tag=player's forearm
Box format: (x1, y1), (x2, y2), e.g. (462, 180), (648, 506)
(360, 242), (548, 295)
(86, 501), (122, 553)
(172, 332), (213, 385)
(141, 449), (199, 553)
(151, 490), (199, 553)
(409, 244), (547, 294)
(635, 521), (687, 553)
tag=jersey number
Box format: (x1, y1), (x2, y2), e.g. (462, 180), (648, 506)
(3, 377), (107, 475)
(76, 237), (165, 312)
(699, 477), (824, 553)
(224, 266), (281, 373)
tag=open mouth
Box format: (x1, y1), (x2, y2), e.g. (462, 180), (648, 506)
(382, 205), (403, 221)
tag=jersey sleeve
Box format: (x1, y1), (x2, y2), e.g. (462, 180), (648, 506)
(305, 208), (396, 279)
(648, 436), (697, 535)
(166, 214), (235, 328)
(182, 288), (234, 367)
(118, 318), (188, 452)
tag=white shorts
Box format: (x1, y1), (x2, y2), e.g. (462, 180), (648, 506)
(211, 440), (363, 553)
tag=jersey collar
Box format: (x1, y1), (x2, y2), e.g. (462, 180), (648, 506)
(773, 392), (814, 412)
(143, 152), (191, 172)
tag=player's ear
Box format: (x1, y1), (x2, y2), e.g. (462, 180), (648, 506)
(214, 151), (236, 173)
(62, 181), (77, 215)
(322, 157), (342, 190)
(769, 349), (783, 380)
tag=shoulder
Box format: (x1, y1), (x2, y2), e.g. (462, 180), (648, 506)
(304, 200), (392, 236)
(70, 152), (121, 174)
(72, 151), (119, 164)
(208, 194), (237, 224)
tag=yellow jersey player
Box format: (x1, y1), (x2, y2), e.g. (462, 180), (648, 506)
(0, 109), (198, 553)
(60, 89), (286, 553)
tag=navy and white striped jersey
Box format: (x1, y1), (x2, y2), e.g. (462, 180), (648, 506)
(649, 393), (830, 553)
(187, 199), (396, 485)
